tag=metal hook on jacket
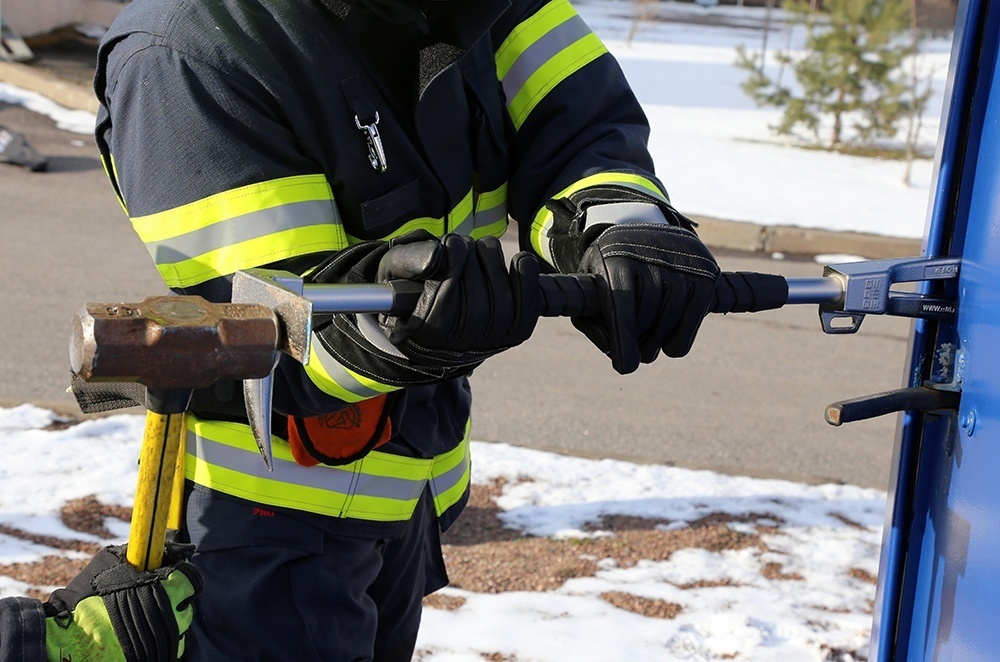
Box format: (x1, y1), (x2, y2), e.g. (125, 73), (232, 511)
(355, 112), (387, 173)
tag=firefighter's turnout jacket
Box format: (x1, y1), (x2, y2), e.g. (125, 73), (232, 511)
(95, 0), (669, 534)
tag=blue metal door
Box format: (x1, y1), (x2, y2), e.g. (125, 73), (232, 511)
(871, 0), (1000, 658)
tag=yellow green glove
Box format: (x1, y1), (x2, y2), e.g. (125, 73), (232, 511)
(43, 544), (201, 662)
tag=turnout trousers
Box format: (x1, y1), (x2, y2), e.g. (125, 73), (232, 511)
(182, 484), (448, 661)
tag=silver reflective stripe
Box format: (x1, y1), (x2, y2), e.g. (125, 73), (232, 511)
(430, 444), (471, 497)
(453, 198), (507, 236)
(450, 209), (475, 236)
(474, 200), (508, 229)
(189, 431), (424, 502)
(145, 199), (340, 265)
(582, 202), (668, 231)
(310, 331), (387, 400)
(500, 14), (593, 108)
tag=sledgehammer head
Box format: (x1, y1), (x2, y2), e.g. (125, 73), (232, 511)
(70, 296), (280, 390)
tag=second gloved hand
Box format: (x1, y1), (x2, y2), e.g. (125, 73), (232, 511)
(377, 234), (543, 367)
(574, 222), (719, 375)
(43, 543), (202, 662)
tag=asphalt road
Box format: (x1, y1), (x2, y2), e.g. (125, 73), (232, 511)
(0, 103), (910, 489)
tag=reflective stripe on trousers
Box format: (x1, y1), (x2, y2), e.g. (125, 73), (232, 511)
(185, 415), (471, 522)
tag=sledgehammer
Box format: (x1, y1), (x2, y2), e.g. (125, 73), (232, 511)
(70, 297), (281, 570)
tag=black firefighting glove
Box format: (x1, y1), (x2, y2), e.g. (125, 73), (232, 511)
(307, 231), (541, 390)
(42, 543), (202, 662)
(557, 190), (719, 375)
(376, 233), (543, 367)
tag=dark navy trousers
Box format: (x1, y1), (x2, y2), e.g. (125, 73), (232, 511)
(182, 484), (448, 661)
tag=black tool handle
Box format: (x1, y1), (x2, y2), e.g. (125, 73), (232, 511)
(710, 271), (790, 314)
(391, 272), (792, 318)
(533, 271), (790, 318)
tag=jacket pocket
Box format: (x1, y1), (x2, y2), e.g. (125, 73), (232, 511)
(361, 179), (421, 234)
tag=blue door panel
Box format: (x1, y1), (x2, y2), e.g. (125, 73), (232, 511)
(874, 1), (1000, 657)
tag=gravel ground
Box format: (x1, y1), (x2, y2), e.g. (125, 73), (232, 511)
(0, 481), (818, 618)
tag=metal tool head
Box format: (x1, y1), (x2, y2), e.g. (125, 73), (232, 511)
(244, 374), (275, 471)
(819, 256), (961, 334)
(232, 269), (314, 365)
(233, 269), (322, 471)
(70, 296), (280, 389)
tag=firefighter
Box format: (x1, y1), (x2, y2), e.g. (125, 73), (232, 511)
(89, 0), (721, 658)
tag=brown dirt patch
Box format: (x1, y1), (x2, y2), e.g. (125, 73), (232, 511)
(0, 496), (130, 598)
(0, 555), (91, 597)
(832, 513), (867, 530)
(42, 416), (83, 432)
(672, 578), (741, 589)
(441, 481), (771, 593)
(0, 524), (99, 554)
(60, 496), (131, 539)
(423, 593), (467, 611)
(761, 562), (804, 581)
(849, 567), (877, 584)
(600, 591), (682, 619)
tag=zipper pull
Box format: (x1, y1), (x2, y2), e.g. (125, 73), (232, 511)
(354, 112), (387, 173)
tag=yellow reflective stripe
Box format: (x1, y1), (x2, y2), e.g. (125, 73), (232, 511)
(530, 172), (668, 264)
(475, 183), (508, 213)
(131, 174), (333, 243)
(340, 494), (422, 521)
(430, 422), (472, 517)
(470, 218), (509, 240)
(345, 186), (499, 244)
(432, 422), (471, 477)
(185, 417), (438, 521)
(101, 153), (128, 214)
(186, 454), (353, 518)
(156, 224), (346, 288)
(349, 216), (446, 244)
(448, 189), (475, 232)
(495, 0), (579, 79)
(506, 33), (607, 129)
(303, 340), (400, 403)
(496, 0), (608, 129)
(359, 451), (436, 482)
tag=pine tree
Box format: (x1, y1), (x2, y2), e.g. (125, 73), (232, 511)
(736, 0), (929, 151)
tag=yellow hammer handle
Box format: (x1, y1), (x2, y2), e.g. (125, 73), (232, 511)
(167, 430), (187, 533)
(127, 411), (185, 571)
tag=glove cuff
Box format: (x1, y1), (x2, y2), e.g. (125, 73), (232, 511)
(0, 597), (46, 662)
(547, 185), (697, 273)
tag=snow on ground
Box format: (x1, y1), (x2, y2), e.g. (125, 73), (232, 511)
(0, 405), (884, 661)
(0, 84), (97, 135)
(573, 0), (954, 239)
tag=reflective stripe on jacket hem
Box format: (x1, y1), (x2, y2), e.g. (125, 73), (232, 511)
(185, 415), (471, 522)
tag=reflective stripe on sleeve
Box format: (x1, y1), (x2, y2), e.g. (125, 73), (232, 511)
(303, 331), (402, 403)
(529, 172), (668, 265)
(185, 415), (471, 522)
(495, 0), (608, 129)
(129, 174), (347, 288)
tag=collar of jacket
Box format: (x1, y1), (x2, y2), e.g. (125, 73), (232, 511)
(316, 0), (510, 50)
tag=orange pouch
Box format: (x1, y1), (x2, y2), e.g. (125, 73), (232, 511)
(286, 394), (393, 467)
